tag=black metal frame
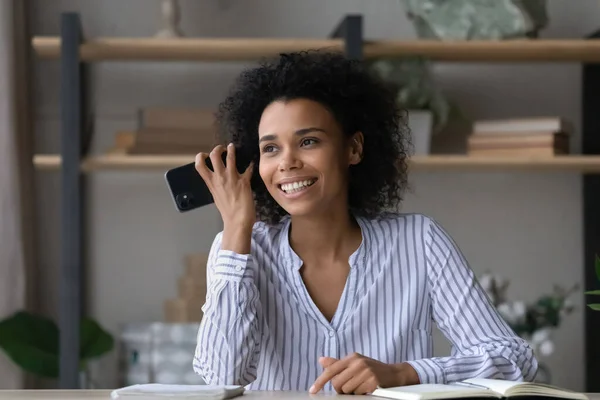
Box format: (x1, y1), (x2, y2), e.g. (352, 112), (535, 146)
(59, 13), (85, 389)
(51, 11), (599, 389)
(330, 15), (363, 60)
(582, 31), (600, 393)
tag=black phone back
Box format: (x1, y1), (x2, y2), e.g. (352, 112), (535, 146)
(164, 150), (251, 212)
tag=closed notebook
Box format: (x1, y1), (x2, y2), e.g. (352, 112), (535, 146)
(110, 384), (245, 400)
(371, 378), (589, 400)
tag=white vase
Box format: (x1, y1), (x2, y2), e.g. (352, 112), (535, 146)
(155, 0), (185, 38)
(406, 109), (433, 155)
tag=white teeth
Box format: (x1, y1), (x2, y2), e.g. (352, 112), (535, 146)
(280, 179), (316, 194)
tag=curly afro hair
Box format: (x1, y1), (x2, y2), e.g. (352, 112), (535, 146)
(215, 50), (411, 225)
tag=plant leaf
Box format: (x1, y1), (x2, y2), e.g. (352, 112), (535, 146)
(0, 311), (59, 378)
(585, 290), (600, 295)
(0, 340), (59, 378)
(79, 317), (114, 360)
(588, 304), (600, 311)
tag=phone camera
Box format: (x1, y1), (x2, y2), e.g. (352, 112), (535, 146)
(176, 193), (195, 210)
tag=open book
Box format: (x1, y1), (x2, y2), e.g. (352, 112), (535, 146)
(110, 384), (245, 400)
(371, 378), (589, 400)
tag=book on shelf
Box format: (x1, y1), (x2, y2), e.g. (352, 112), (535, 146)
(467, 147), (568, 157)
(138, 107), (217, 130)
(467, 116), (571, 157)
(472, 117), (573, 136)
(371, 378), (588, 400)
(163, 252), (208, 323)
(108, 107), (220, 155)
(109, 128), (216, 155)
(467, 132), (569, 149)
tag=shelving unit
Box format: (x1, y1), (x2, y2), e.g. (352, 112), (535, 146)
(32, 36), (600, 62)
(31, 12), (600, 390)
(32, 153), (600, 173)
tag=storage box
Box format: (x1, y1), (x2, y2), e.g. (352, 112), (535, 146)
(118, 322), (205, 386)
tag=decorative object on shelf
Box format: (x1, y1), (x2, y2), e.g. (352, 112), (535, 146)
(478, 272), (578, 384)
(402, 0), (549, 40)
(119, 322), (203, 386)
(366, 57), (460, 155)
(164, 253), (208, 323)
(467, 116), (572, 157)
(155, 0), (185, 38)
(585, 254), (600, 311)
(108, 107), (217, 155)
(118, 253), (208, 386)
(0, 311), (114, 388)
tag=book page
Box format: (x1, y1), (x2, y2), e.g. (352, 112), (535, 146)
(372, 383), (497, 400)
(462, 378), (523, 395)
(462, 378), (590, 400)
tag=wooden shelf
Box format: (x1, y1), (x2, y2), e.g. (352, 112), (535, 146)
(32, 37), (600, 62)
(33, 154), (600, 173)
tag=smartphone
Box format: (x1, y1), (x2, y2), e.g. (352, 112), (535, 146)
(164, 149), (252, 213)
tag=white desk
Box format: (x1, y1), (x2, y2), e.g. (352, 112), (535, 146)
(0, 391), (597, 400)
(0, 391), (350, 399)
(1, 391), (599, 400)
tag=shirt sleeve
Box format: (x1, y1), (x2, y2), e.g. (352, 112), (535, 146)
(406, 218), (539, 384)
(193, 231), (261, 386)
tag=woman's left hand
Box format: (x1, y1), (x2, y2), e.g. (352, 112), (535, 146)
(309, 353), (420, 395)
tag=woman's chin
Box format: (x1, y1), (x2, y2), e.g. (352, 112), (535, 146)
(276, 199), (321, 220)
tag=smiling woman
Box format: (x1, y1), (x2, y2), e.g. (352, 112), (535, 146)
(192, 50), (538, 395)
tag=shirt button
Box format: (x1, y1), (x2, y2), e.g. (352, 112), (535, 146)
(328, 330), (335, 337)
(235, 265), (242, 272)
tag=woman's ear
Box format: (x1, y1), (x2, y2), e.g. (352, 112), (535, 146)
(349, 132), (364, 166)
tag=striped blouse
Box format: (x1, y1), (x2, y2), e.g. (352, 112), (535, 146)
(193, 212), (538, 392)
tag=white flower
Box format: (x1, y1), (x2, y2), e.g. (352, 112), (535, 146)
(497, 302), (516, 324)
(539, 340), (554, 356)
(497, 302), (526, 325)
(479, 274), (493, 292)
(512, 301), (526, 319)
(531, 328), (551, 345)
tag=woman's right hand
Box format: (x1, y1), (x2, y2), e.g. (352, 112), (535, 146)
(196, 143), (255, 253)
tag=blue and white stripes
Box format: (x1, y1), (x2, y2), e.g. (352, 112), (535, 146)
(194, 213), (538, 391)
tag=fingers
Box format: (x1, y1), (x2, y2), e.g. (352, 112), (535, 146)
(340, 369), (374, 395)
(331, 363), (362, 393)
(209, 145), (226, 175)
(195, 152), (212, 185)
(319, 357), (337, 368)
(242, 161), (254, 181)
(226, 143), (236, 178)
(310, 358), (348, 394)
(354, 376), (378, 395)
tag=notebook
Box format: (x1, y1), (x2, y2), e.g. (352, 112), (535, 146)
(371, 378), (589, 400)
(110, 383), (245, 400)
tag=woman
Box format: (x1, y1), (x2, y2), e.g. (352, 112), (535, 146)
(192, 51), (538, 395)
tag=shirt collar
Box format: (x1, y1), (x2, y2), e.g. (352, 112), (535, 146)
(278, 213), (370, 270)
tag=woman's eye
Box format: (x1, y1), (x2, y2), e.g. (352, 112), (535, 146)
(301, 138), (317, 146)
(262, 145), (275, 153)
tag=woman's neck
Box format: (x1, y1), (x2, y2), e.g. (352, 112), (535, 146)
(288, 208), (362, 267)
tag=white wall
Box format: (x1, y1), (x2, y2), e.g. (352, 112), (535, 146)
(30, 0), (599, 391)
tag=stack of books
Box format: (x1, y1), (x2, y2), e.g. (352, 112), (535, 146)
(108, 107), (218, 155)
(467, 116), (572, 157)
(163, 253), (208, 323)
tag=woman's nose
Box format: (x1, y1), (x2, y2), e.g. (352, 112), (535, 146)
(278, 149), (302, 171)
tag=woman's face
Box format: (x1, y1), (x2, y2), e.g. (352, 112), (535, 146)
(257, 98), (362, 219)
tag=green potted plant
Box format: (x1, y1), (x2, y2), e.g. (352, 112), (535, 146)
(586, 254), (600, 311)
(478, 272), (577, 384)
(365, 56), (460, 155)
(0, 310), (114, 387)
